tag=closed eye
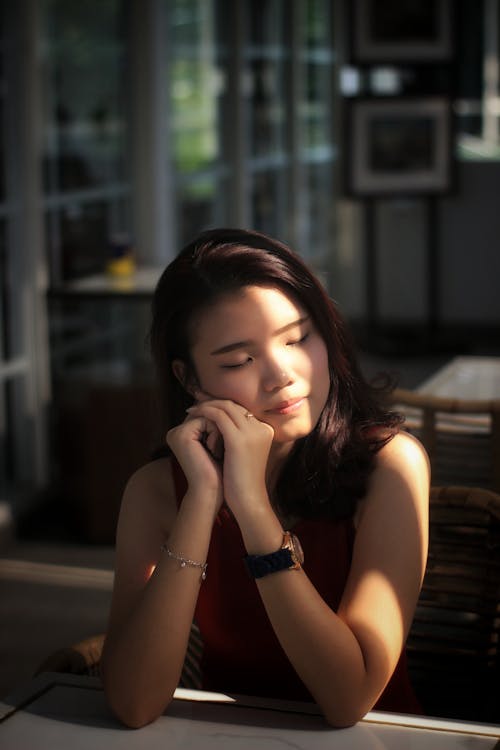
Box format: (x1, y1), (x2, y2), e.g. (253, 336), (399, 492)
(221, 331), (310, 367)
(287, 331), (310, 346)
(221, 357), (253, 369)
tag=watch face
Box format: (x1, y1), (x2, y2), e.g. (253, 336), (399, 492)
(290, 533), (304, 565)
(283, 532), (303, 567)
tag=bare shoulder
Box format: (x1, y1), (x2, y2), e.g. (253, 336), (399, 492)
(118, 456), (179, 540)
(355, 431), (430, 529)
(372, 430), (430, 502)
(124, 456), (176, 498)
(376, 430), (430, 477)
(106, 457), (180, 633)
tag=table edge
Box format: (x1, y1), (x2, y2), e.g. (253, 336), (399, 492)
(2, 674), (499, 738)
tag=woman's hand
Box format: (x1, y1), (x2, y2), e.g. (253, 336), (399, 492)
(166, 409), (224, 511)
(184, 398), (275, 517)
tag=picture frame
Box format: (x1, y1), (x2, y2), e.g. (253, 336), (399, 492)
(345, 97), (452, 197)
(350, 0), (453, 63)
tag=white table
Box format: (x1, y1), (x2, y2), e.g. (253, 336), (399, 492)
(418, 356), (500, 401)
(0, 674), (498, 749)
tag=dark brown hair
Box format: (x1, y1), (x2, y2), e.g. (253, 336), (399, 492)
(150, 227), (402, 520)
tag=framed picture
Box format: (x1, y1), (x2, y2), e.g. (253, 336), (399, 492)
(350, 0), (453, 63)
(345, 97), (452, 196)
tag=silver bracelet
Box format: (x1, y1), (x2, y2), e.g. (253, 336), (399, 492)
(160, 543), (207, 581)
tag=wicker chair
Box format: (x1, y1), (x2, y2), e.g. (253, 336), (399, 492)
(407, 485), (500, 722)
(391, 388), (500, 493)
(35, 623), (203, 689)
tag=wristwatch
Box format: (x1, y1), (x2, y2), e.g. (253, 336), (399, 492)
(244, 531), (304, 579)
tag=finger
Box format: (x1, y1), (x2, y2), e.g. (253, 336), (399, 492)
(189, 402), (237, 430)
(205, 425), (224, 460)
(185, 412), (220, 447)
(187, 405), (239, 437)
(188, 399), (252, 426)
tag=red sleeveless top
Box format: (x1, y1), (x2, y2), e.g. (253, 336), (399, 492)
(172, 459), (421, 713)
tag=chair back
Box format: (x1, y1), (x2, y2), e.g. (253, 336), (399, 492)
(391, 388), (500, 493)
(34, 623), (203, 689)
(407, 486), (500, 722)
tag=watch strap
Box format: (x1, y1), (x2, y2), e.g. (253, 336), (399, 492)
(244, 547), (295, 579)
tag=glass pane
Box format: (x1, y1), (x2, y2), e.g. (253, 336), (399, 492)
(0, 4), (6, 204)
(301, 0), (334, 153)
(0, 374), (38, 489)
(0, 219), (23, 362)
(169, 0), (219, 175)
(5, 375), (35, 484)
(249, 0), (282, 46)
(168, 0), (222, 243)
(0, 219), (7, 360)
(177, 177), (217, 246)
(305, 0), (331, 47)
(1, 379), (14, 487)
(303, 162), (333, 262)
(246, 56), (286, 157)
(303, 62), (332, 150)
(42, 0), (128, 193)
(245, 0), (286, 158)
(251, 169), (286, 237)
(0, 95), (5, 204)
(47, 201), (127, 281)
(49, 297), (151, 381)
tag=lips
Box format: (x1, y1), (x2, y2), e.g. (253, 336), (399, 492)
(266, 397), (305, 415)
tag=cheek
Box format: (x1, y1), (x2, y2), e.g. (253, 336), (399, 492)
(201, 370), (256, 403)
(310, 342), (330, 392)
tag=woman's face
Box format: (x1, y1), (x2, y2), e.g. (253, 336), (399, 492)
(185, 285), (330, 445)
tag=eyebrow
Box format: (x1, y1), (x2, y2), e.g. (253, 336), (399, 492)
(210, 315), (310, 356)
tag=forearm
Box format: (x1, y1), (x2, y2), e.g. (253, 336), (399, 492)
(101, 492), (216, 728)
(256, 572), (378, 726)
(237, 509), (388, 727)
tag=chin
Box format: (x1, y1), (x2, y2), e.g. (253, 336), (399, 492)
(272, 422), (312, 443)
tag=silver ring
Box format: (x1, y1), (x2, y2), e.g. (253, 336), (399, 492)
(244, 411), (254, 419)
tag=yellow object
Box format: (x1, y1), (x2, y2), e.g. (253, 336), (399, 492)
(106, 255), (136, 277)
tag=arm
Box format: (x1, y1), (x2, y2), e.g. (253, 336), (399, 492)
(187, 399), (429, 727)
(100, 460), (217, 727)
(250, 433), (429, 726)
(101, 407), (225, 728)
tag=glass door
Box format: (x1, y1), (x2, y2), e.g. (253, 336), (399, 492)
(167, 0), (224, 246)
(0, 4), (50, 522)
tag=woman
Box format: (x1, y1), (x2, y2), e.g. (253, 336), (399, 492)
(101, 228), (429, 728)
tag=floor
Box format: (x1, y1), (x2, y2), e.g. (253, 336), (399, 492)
(0, 541), (115, 699)
(0, 348), (475, 701)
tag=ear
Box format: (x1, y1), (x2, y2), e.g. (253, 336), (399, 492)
(172, 359), (198, 398)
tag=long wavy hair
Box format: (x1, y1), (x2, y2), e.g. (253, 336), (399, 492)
(150, 227), (402, 520)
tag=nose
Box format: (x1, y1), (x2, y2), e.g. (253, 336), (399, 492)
(262, 359), (294, 392)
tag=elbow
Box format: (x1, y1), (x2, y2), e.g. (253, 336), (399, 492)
(319, 693), (372, 729)
(117, 712), (158, 730)
(322, 708), (364, 729)
(102, 670), (173, 729)
(100, 656), (165, 728)
(111, 700), (153, 730)
(114, 710), (152, 730)
(106, 692), (170, 729)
